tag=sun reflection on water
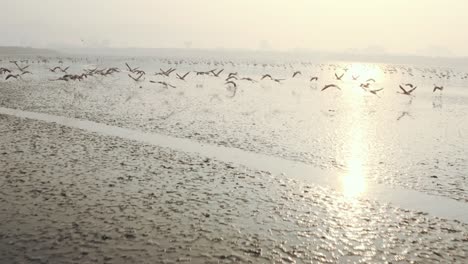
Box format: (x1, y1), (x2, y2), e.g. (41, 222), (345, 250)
(347, 63), (384, 82)
(342, 137), (367, 198)
(340, 74), (370, 199)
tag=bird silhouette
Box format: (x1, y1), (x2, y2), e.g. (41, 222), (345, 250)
(398, 85), (417, 95)
(176, 72), (190, 81)
(321, 84), (341, 91)
(261, 74), (273, 80)
(433, 85), (444, 92)
(292, 71), (302, 78)
(335, 73), (344, 80)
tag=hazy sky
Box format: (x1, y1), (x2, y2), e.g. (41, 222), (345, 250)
(1, 0), (467, 56)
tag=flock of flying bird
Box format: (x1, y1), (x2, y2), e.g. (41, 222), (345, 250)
(0, 57), (462, 100)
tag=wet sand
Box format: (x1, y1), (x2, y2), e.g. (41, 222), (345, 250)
(1, 114), (468, 263)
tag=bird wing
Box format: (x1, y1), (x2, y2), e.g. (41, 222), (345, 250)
(128, 74), (137, 81)
(322, 84), (340, 91)
(225, 81), (237, 87)
(399, 85), (408, 93)
(5, 74), (16, 80)
(408, 86), (417, 94)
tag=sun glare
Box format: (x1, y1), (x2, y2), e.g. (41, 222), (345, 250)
(341, 92), (369, 199)
(347, 63), (383, 81)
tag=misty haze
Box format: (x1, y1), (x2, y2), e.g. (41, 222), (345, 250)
(1, 1), (467, 263)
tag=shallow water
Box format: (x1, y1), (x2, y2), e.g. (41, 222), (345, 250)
(0, 56), (467, 203)
(1, 55), (468, 262)
(1, 106), (467, 223)
(1, 114), (467, 263)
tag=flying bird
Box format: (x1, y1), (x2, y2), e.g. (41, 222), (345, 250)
(321, 84), (341, 91)
(433, 85), (444, 92)
(398, 85), (417, 95)
(310, 76), (319, 81)
(0, 68), (11, 74)
(335, 73), (344, 80)
(150, 81), (176, 88)
(369, 88), (384, 95)
(125, 63), (140, 73)
(5, 74), (21, 80)
(292, 71), (302, 78)
(211, 69), (224, 77)
(261, 74), (273, 80)
(12, 61), (30, 73)
(128, 73), (145, 82)
(225, 81), (237, 87)
(176, 72), (190, 81)
(225, 75), (238, 81)
(225, 81), (238, 97)
(240, 77), (256, 83)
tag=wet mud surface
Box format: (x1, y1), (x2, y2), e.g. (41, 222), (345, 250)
(1, 114), (467, 263)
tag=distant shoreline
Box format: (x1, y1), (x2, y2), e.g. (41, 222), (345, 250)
(1, 46), (467, 67)
(0, 46), (58, 55)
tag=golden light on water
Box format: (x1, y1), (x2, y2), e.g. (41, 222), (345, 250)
(342, 138), (367, 198)
(340, 73), (369, 198)
(347, 63), (384, 82)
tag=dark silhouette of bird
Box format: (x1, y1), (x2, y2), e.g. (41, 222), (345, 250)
(225, 81), (238, 97)
(12, 61), (30, 73)
(227, 72), (238, 78)
(335, 73), (344, 80)
(240, 77), (256, 83)
(322, 84), (341, 91)
(225, 75), (238, 82)
(360, 83), (371, 89)
(398, 85), (417, 95)
(159, 68), (176, 77)
(125, 63), (140, 73)
(261, 74), (273, 80)
(292, 71), (302, 78)
(211, 69), (224, 77)
(150, 81), (176, 88)
(310, 76), (319, 81)
(225, 81), (237, 87)
(0, 68), (11, 74)
(369, 88), (384, 95)
(128, 73), (145, 82)
(433, 85), (444, 92)
(176, 72), (190, 81)
(366, 78), (376, 83)
(5, 74), (21, 80)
